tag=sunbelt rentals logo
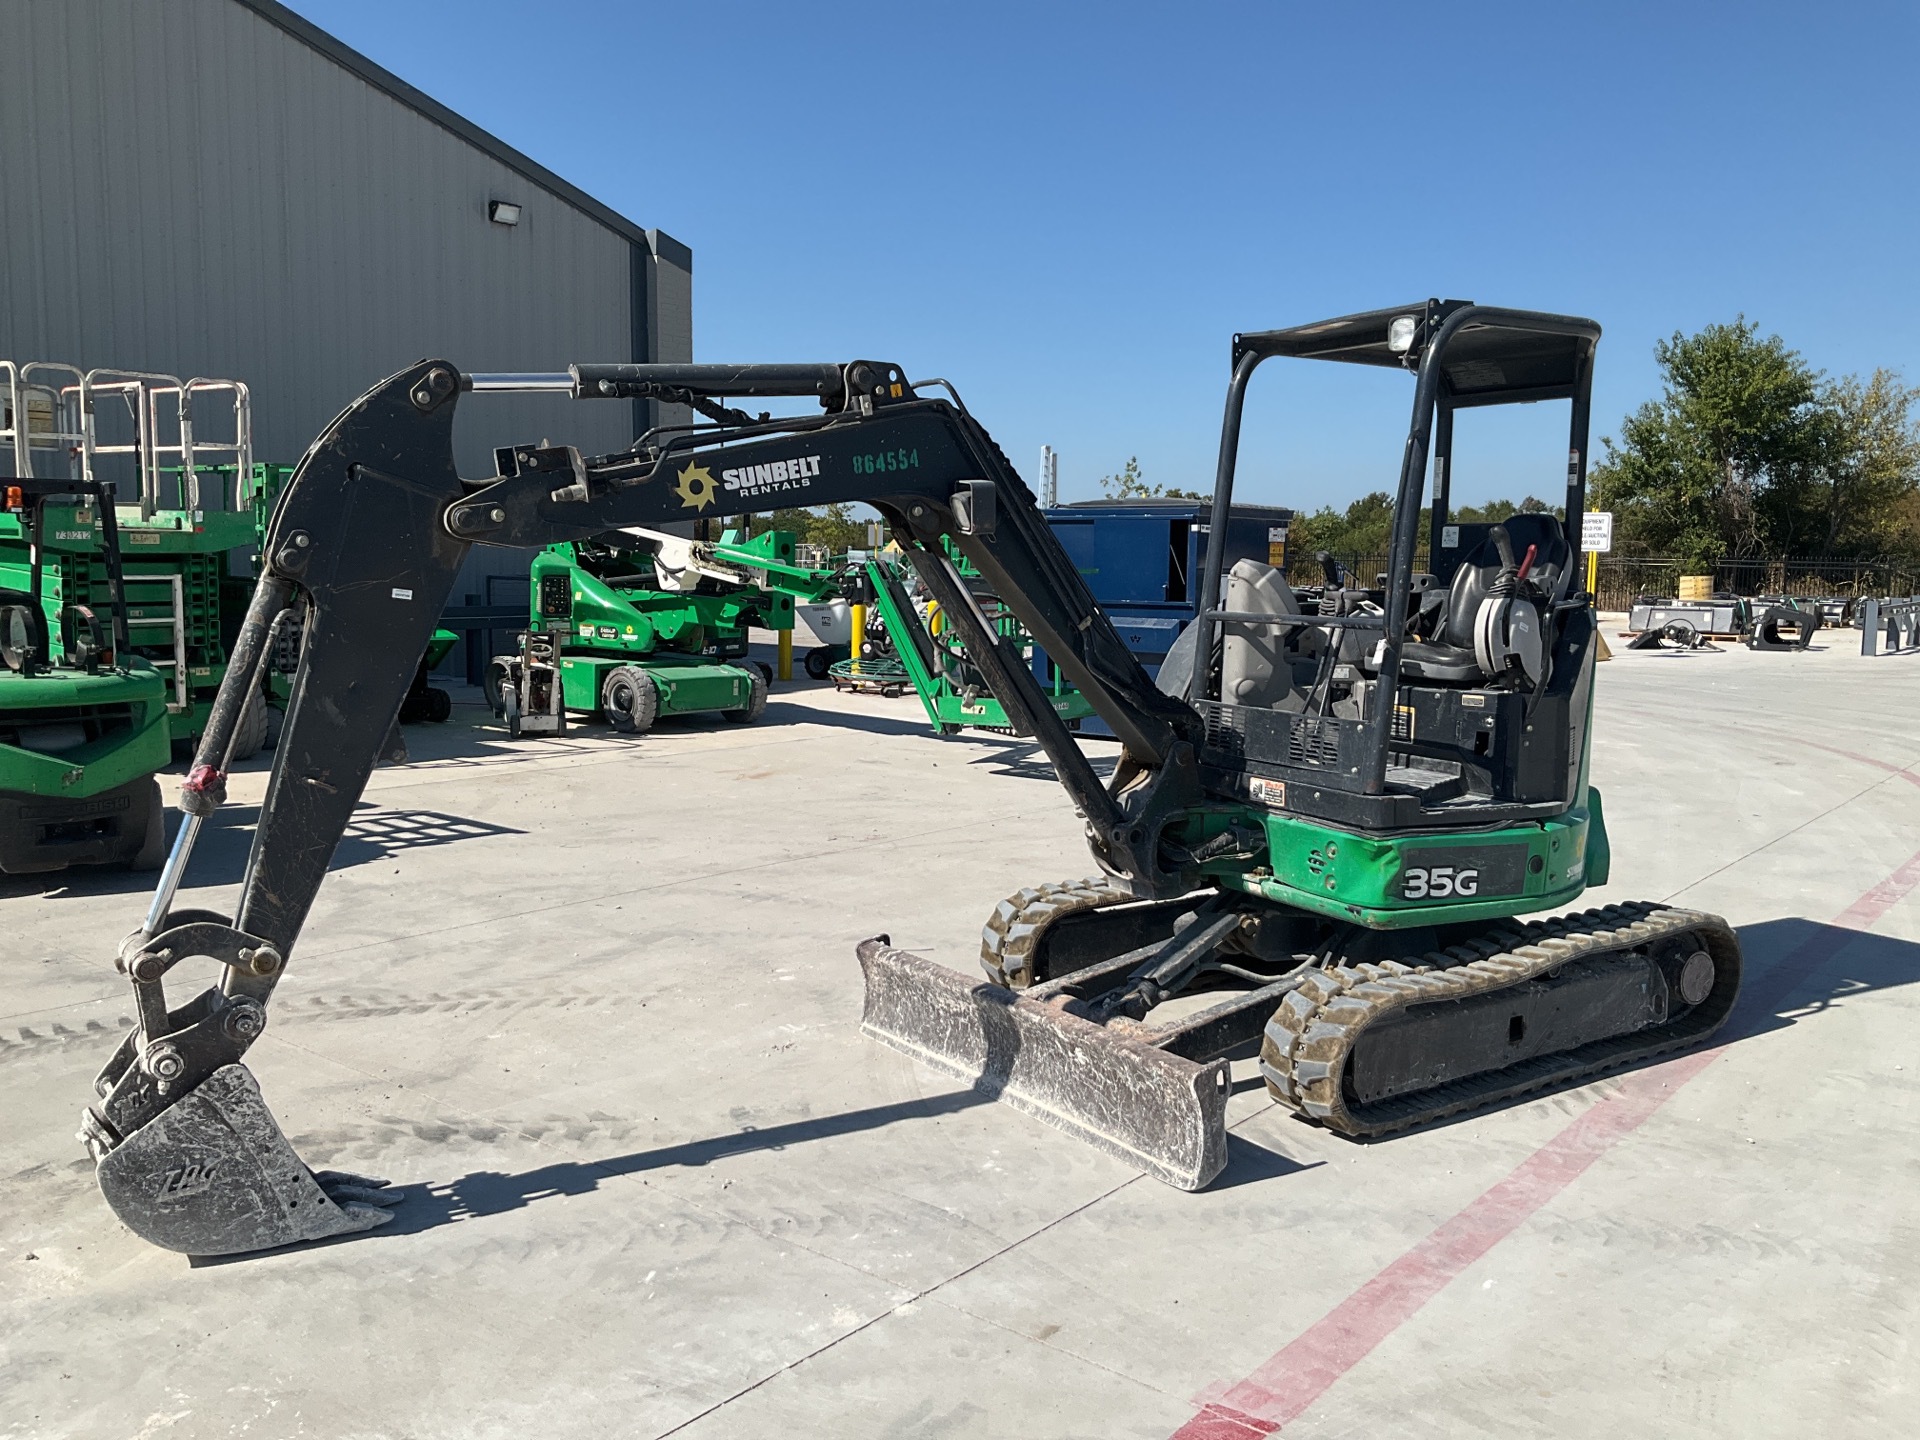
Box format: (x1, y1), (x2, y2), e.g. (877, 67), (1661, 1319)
(723, 455), (820, 501)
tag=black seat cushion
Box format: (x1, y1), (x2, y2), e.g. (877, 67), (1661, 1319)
(1396, 640), (1483, 683)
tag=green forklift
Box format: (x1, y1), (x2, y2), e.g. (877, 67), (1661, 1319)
(0, 454), (171, 873)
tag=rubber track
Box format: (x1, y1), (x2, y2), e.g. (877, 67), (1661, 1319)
(979, 876), (1133, 987)
(1258, 901), (1743, 1137)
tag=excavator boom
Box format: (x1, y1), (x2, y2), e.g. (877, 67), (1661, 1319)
(82, 358), (1217, 1254)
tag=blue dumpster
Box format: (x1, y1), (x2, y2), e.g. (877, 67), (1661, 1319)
(1037, 499), (1295, 737)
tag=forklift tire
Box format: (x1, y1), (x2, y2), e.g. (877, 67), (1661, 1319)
(484, 659), (513, 719)
(127, 778), (167, 872)
(228, 683), (270, 763)
(723, 667), (768, 724)
(804, 647), (832, 681)
(750, 659), (774, 686)
(602, 665), (659, 734)
(424, 687), (453, 724)
(502, 685), (522, 739)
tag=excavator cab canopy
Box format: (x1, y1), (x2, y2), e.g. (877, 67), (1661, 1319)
(1233, 300), (1598, 408)
(1188, 301), (1604, 835)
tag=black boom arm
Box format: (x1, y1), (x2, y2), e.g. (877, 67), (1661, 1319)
(102, 359), (1209, 1121)
(82, 357), (1210, 1226)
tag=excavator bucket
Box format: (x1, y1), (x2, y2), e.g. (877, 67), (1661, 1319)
(90, 1064), (401, 1256)
(855, 939), (1232, 1190)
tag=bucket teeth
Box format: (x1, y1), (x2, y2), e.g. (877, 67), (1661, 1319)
(91, 1064), (399, 1256)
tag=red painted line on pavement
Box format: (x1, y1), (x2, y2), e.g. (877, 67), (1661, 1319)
(1798, 737), (1920, 784)
(1172, 844), (1920, 1438)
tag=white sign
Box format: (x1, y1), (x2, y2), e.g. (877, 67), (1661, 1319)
(1582, 511), (1614, 553)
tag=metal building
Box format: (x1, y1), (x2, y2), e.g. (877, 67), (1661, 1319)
(0, 0), (691, 612)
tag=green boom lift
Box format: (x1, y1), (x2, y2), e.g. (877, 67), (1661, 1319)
(486, 525), (837, 736)
(835, 547), (1096, 735)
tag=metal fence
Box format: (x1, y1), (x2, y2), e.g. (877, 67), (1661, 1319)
(1312, 551), (1920, 614)
(1590, 556), (1920, 612)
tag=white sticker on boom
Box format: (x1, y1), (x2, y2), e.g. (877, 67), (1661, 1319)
(1441, 526), (1460, 549)
(391, 588), (413, 601)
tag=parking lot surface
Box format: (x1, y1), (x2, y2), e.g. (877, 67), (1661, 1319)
(3, 630), (1917, 1438)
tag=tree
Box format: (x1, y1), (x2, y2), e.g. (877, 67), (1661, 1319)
(1287, 491), (1562, 569)
(757, 502), (873, 553)
(1781, 369), (1920, 560)
(1453, 496), (1555, 525)
(1096, 457), (1204, 500)
(1288, 491), (1399, 556)
(1590, 319), (1825, 570)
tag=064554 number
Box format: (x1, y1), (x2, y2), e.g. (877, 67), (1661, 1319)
(852, 449), (919, 474)
(1402, 865), (1479, 900)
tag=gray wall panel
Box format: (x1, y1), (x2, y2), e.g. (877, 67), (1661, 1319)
(1, 0), (689, 612)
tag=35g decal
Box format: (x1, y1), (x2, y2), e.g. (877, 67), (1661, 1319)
(1402, 865), (1480, 900)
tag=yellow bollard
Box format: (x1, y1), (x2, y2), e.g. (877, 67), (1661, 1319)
(849, 602), (865, 675)
(777, 627), (793, 682)
(1587, 551), (1611, 660)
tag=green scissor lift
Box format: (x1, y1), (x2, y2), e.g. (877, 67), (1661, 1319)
(5, 366), (278, 757)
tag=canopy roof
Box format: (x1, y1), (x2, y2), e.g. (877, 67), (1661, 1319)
(1233, 301), (1600, 406)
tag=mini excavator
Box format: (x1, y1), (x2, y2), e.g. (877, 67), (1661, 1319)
(82, 302), (1743, 1255)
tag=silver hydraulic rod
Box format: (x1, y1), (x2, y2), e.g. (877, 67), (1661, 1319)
(141, 812), (203, 939)
(462, 372), (574, 393)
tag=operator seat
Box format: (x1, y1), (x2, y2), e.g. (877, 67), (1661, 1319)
(1392, 513), (1572, 684)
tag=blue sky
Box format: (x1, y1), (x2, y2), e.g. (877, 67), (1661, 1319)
(294, 1), (1919, 513)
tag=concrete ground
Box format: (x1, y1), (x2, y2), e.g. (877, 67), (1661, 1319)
(3, 624), (1917, 1439)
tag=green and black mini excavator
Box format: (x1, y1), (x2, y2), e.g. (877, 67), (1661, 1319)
(82, 302), (1742, 1256)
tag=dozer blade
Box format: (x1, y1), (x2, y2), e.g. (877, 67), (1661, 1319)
(856, 938), (1231, 1190)
(92, 1064), (401, 1257)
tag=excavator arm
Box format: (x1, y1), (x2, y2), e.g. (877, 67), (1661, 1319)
(82, 357), (1211, 1255)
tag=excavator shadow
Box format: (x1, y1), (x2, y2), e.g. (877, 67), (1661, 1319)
(191, 917), (1915, 1261)
(192, 1088), (1318, 1262)
(966, 739), (1121, 784)
(4, 802), (524, 901)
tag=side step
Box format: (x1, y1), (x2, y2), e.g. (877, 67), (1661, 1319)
(856, 938), (1233, 1190)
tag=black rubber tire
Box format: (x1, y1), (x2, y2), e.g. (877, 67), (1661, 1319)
(424, 687), (452, 723)
(804, 647), (832, 680)
(602, 665), (659, 734)
(722, 667), (768, 724)
(750, 659), (774, 686)
(502, 685), (522, 738)
(228, 682), (270, 762)
(484, 658), (514, 719)
(127, 777), (167, 872)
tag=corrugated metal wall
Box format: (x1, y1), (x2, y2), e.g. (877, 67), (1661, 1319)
(0, 0), (691, 607)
